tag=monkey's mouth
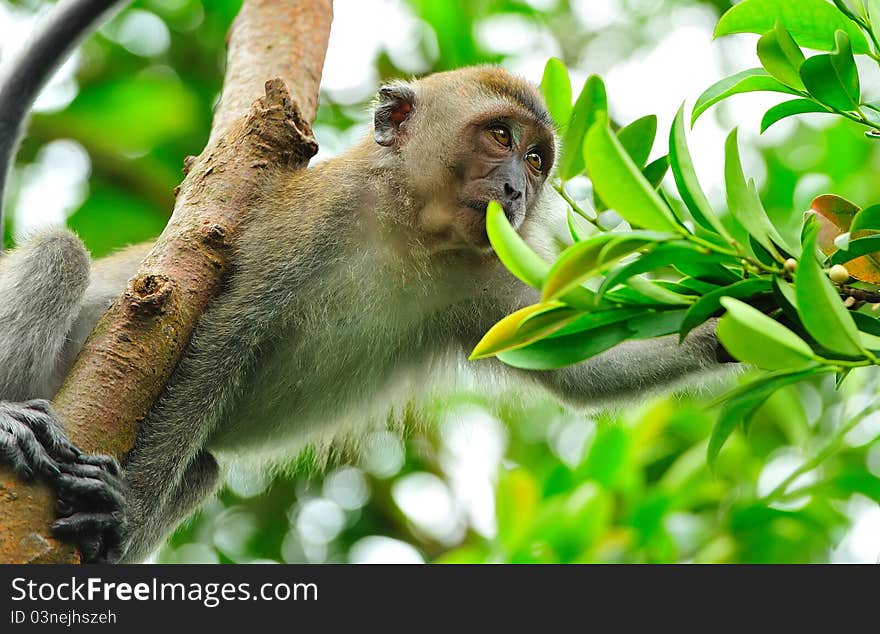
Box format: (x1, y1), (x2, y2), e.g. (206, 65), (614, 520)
(462, 199), (516, 223)
(463, 200), (489, 215)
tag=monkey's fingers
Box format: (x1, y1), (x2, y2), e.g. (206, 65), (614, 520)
(76, 451), (122, 477)
(55, 464), (126, 513)
(0, 405), (65, 481)
(51, 512), (125, 564)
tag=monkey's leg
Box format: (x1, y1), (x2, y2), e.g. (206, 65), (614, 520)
(0, 230), (123, 561)
(0, 229), (92, 482)
(0, 230), (91, 399)
(114, 451), (220, 563)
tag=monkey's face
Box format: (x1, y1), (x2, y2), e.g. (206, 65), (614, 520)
(450, 113), (555, 248)
(373, 68), (556, 253)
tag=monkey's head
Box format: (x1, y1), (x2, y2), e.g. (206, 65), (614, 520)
(372, 66), (556, 252)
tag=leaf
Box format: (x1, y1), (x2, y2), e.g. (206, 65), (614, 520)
(811, 194), (860, 231)
(757, 22), (806, 90)
(829, 235), (880, 264)
(851, 204), (880, 235)
(692, 69), (800, 126)
(669, 105), (732, 238)
(714, 0), (869, 53)
(853, 311), (880, 337)
(761, 99), (830, 133)
(540, 58), (572, 128)
(717, 297), (818, 370)
(642, 155), (669, 190)
(800, 31), (861, 111)
(583, 115), (681, 233)
(559, 75), (606, 181)
(486, 201), (548, 289)
(680, 278), (772, 341)
(542, 233), (670, 301)
(487, 201), (597, 307)
(625, 276), (695, 306)
(807, 196), (880, 281)
(469, 303), (566, 360)
(566, 207), (590, 243)
(627, 309), (687, 339)
(796, 224), (866, 357)
(617, 115), (657, 169)
(708, 368), (829, 466)
(724, 129), (795, 257)
(497, 320), (632, 370)
(551, 307), (644, 337)
(597, 243), (707, 301)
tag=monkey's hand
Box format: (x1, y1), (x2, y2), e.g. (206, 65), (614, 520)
(52, 454), (126, 564)
(0, 399), (125, 563)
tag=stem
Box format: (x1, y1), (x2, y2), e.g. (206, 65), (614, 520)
(553, 181), (601, 229)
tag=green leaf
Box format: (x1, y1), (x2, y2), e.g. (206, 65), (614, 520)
(487, 201), (596, 308)
(692, 69), (800, 126)
(476, 303), (583, 359)
(724, 129), (796, 257)
(542, 233), (671, 301)
(829, 235), (880, 264)
(627, 309), (687, 339)
(851, 204), (880, 234)
(551, 307), (644, 337)
(583, 115), (680, 233)
(708, 368), (828, 466)
(800, 31), (861, 111)
(669, 105), (731, 238)
(714, 0), (869, 53)
(486, 200), (548, 289)
(760, 99), (831, 132)
(617, 115), (657, 169)
(597, 243), (706, 302)
(680, 278), (772, 341)
(625, 276), (695, 306)
(559, 75), (606, 181)
(497, 320), (632, 370)
(757, 22), (806, 90)
(470, 303), (574, 360)
(853, 311), (880, 337)
(642, 155), (669, 190)
(566, 207), (590, 243)
(796, 225), (866, 357)
(540, 57), (572, 128)
(717, 297), (818, 370)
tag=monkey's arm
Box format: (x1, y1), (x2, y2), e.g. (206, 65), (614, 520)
(525, 320), (728, 409)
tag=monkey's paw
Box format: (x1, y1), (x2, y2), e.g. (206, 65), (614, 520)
(52, 456), (126, 564)
(0, 399), (80, 481)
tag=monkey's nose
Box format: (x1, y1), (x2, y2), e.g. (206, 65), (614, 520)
(503, 183), (523, 201)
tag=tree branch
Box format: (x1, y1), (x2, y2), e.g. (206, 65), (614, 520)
(0, 0), (332, 564)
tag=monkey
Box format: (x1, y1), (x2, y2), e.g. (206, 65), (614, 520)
(0, 3), (729, 564)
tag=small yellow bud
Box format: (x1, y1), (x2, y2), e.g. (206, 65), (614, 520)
(829, 264), (850, 284)
(784, 258), (797, 273)
(844, 296), (857, 308)
(872, 303), (880, 313)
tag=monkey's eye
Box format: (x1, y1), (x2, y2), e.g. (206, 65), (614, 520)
(525, 151), (543, 172)
(489, 126), (512, 148)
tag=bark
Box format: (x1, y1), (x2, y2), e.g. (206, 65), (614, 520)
(0, 0), (332, 564)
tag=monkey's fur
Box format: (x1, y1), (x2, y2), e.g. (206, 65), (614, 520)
(0, 67), (724, 562)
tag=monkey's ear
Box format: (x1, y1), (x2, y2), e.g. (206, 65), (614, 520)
(373, 83), (415, 147)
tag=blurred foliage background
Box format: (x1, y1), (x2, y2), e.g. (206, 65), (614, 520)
(3, 0), (880, 562)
